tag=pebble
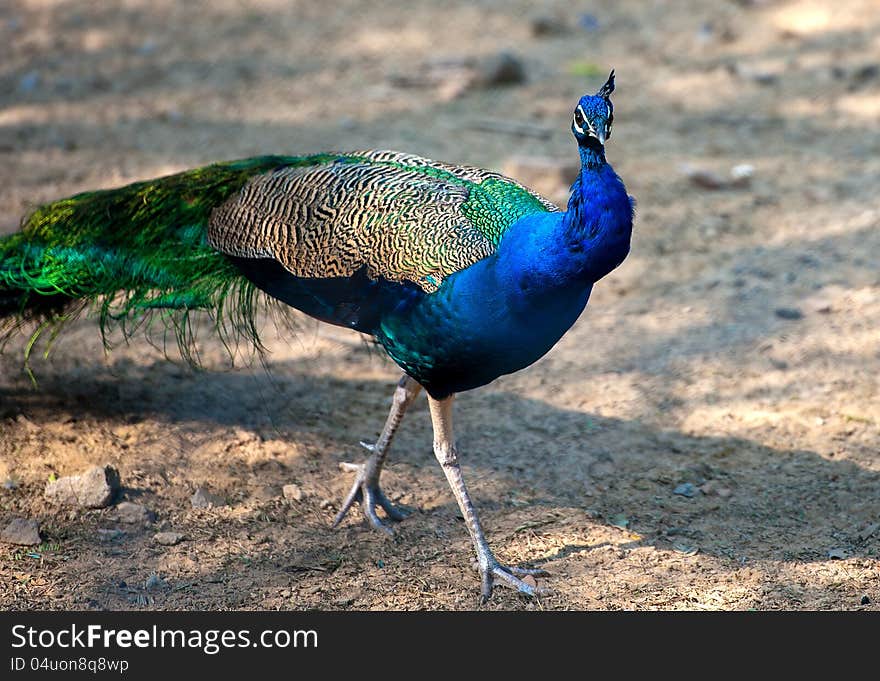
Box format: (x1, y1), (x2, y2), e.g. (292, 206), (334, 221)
(17, 70), (39, 94)
(578, 14), (600, 32)
(673, 482), (698, 498)
(857, 522), (879, 541)
(730, 164), (754, 188)
(191, 486), (227, 509)
(476, 51), (527, 87)
(252, 485), (279, 501)
(728, 62), (779, 85)
(682, 163), (756, 190)
(850, 64), (879, 89)
(154, 531), (185, 546)
(530, 15), (568, 37)
(774, 307), (804, 320)
(144, 574), (163, 590)
(522, 575), (538, 589)
(97, 529), (126, 542)
(114, 501), (156, 525)
(1, 517), (41, 546)
(861, 595), (871, 605)
(699, 480), (732, 498)
(684, 166), (727, 190)
(282, 484), (304, 502)
(44, 465), (121, 509)
(806, 298), (833, 314)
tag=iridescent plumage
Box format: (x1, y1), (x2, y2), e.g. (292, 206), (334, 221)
(0, 73), (633, 600)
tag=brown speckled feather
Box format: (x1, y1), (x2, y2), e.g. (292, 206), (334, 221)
(208, 150), (558, 293)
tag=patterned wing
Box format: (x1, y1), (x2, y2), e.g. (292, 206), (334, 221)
(208, 150), (558, 293)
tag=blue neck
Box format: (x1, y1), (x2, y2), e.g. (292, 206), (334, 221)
(486, 145), (633, 321)
(557, 144), (632, 283)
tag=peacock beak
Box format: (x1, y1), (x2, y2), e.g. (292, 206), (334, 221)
(593, 128), (606, 146)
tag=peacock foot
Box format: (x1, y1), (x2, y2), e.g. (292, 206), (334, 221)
(477, 554), (549, 601)
(332, 447), (409, 536)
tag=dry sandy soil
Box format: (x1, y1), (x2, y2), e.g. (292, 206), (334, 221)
(1, 0), (878, 611)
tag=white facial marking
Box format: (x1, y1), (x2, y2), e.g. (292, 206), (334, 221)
(573, 104), (587, 135)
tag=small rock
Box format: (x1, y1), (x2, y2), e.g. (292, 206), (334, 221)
(861, 595), (871, 605)
(319, 499), (334, 510)
(730, 164), (754, 188)
(476, 51), (527, 87)
(530, 14), (568, 37)
(252, 485), (279, 501)
(114, 501), (155, 525)
(728, 62), (779, 85)
(857, 522), (880, 541)
(144, 574), (163, 590)
(578, 14), (600, 32)
(683, 163), (755, 191)
(683, 165), (727, 190)
(850, 64), (880, 89)
(97, 529), (125, 542)
(673, 482), (698, 498)
(280, 589), (291, 598)
(154, 531), (185, 546)
(699, 480), (732, 497)
(775, 307), (804, 320)
(522, 574), (538, 589)
(191, 486), (227, 509)
(282, 484), (305, 502)
(806, 298), (833, 314)
(673, 543), (700, 556)
(45, 465), (121, 509)
(1, 518), (41, 546)
(17, 70), (40, 94)
(827, 548), (848, 560)
(608, 514), (629, 529)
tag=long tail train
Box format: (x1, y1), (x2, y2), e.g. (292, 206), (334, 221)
(0, 156), (296, 363)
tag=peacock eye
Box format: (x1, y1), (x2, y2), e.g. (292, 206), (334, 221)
(573, 109), (585, 128)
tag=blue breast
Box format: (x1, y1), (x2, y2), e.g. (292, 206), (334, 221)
(230, 162), (632, 399)
(374, 212), (599, 398)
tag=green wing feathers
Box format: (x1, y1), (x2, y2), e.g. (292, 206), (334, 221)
(0, 149), (557, 361)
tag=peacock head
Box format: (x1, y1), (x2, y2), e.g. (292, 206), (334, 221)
(571, 70), (615, 149)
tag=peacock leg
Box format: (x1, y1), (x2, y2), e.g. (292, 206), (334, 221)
(333, 374), (422, 535)
(428, 395), (548, 600)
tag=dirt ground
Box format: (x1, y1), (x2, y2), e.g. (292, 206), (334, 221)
(1, 0), (878, 611)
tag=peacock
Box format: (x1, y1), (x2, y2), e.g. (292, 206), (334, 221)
(0, 72), (633, 600)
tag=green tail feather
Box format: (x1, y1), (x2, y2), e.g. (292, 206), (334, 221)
(0, 155), (302, 365)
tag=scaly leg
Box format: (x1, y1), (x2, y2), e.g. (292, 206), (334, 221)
(428, 395), (547, 600)
(333, 375), (422, 535)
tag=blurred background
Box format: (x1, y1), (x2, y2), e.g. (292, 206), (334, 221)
(0, 0), (878, 611)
